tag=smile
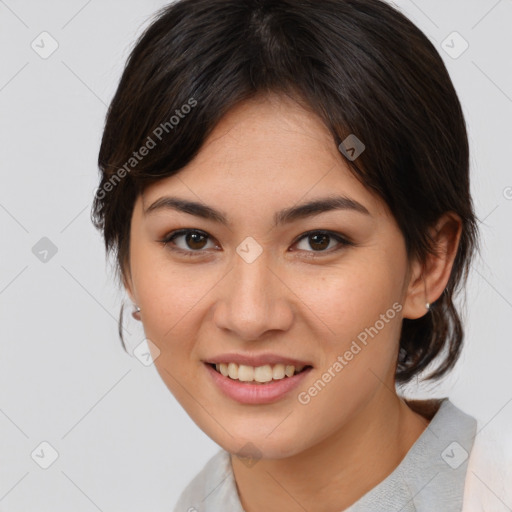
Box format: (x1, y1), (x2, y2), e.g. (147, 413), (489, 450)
(210, 362), (311, 384)
(204, 362), (313, 405)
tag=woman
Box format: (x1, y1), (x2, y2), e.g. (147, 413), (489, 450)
(91, 0), (508, 510)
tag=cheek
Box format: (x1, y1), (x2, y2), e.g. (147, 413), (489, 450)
(285, 256), (404, 398)
(129, 249), (230, 395)
(287, 258), (403, 340)
(137, 273), (207, 348)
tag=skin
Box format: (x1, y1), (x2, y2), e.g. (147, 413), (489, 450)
(123, 93), (462, 511)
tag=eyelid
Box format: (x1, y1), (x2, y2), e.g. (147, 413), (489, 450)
(159, 229), (219, 253)
(292, 229), (354, 248)
(158, 228), (354, 256)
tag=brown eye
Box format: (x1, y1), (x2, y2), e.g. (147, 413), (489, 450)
(293, 230), (353, 254)
(307, 233), (330, 251)
(159, 228), (352, 258)
(183, 231), (208, 250)
(160, 229), (218, 254)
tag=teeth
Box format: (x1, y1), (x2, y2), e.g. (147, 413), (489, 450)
(272, 364), (285, 380)
(213, 362), (307, 383)
(254, 365), (273, 383)
(227, 362), (238, 379)
(219, 363), (229, 377)
(238, 364), (254, 382)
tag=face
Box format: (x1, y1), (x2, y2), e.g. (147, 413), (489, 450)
(124, 94), (417, 459)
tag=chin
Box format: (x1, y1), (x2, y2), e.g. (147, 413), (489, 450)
(210, 426), (310, 461)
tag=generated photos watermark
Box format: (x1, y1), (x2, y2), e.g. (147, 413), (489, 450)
(95, 97), (197, 200)
(297, 301), (403, 405)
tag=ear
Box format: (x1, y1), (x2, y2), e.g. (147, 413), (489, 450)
(402, 212), (462, 319)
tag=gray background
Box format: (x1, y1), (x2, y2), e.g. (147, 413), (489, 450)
(1, 0), (511, 510)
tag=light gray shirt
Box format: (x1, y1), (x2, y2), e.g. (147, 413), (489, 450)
(172, 398), (477, 512)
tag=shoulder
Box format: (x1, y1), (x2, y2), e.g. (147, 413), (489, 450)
(462, 412), (512, 512)
(172, 449), (244, 512)
(346, 398), (477, 511)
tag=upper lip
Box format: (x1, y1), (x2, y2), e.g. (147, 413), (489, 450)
(203, 353), (313, 368)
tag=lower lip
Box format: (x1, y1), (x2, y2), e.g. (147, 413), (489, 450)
(204, 363), (313, 405)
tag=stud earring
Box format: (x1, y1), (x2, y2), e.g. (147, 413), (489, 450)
(422, 276), (430, 312)
(132, 305), (141, 320)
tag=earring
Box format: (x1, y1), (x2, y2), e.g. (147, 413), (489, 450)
(422, 276), (430, 312)
(132, 305), (141, 321)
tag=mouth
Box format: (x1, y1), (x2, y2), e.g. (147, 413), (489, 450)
(204, 360), (314, 404)
(206, 362), (313, 385)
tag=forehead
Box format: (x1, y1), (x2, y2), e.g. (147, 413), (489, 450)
(140, 94), (390, 221)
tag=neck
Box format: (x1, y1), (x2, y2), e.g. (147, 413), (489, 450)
(231, 389), (431, 512)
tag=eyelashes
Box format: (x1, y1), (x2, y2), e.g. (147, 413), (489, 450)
(159, 229), (219, 255)
(158, 228), (354, 258)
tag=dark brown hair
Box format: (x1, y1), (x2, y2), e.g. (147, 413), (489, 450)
(91, 0), (479, 383)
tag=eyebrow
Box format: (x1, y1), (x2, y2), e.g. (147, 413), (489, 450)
(144, 195), (371, 227)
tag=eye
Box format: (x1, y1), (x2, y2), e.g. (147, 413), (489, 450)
(291, 230), (353, 255)
(159, 228), (353, 258)
(159, 229), (219, 256)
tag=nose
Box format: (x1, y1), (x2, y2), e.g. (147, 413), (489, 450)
(212, 249), (294, 341)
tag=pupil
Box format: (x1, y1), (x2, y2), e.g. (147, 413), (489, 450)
(187, 232), (207, 250)
(310, 233), (329, 250)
